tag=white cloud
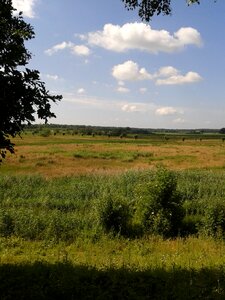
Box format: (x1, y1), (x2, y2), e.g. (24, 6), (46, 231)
(112, 61), (202, 86)
(45, 42), (91, 57)
(173, 118), (185, 124)
(45, 42), (73, 56)
(112, 61), (152, 81)
(118, 81), (125, 86)
(174, 27), (202, 47)
(72, 45), (91, 56)
(155, 66), (179, 78)
(117, 86), (130, 93)
(40, 73), (62, 81)
(156, 71), (202, 85)
(121, 103), (148, 112)
(155, 107), (179, 116)
(86, 22), (202, 53)
(12, 0), (38, 18)
(45, 74), (59, 81)
(139, 87), (147, 94)
(77, 88), (86, 95)
(63, 92), (155, 114)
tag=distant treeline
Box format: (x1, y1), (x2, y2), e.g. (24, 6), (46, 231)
(25, 124), (224, 137)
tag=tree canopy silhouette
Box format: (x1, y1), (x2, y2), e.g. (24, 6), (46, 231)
(0, 0), (62, 162)
(122, 0), (202, 22)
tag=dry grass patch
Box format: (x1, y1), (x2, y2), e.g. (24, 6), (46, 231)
(1, 136), (225, 177)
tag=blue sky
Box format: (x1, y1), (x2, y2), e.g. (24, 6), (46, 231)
(12, 0), (225, 129)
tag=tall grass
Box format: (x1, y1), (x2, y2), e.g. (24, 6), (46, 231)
(1, 170), (225, 298)
(1, 169), (225, 240)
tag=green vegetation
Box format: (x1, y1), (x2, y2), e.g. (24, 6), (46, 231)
(1, 168), (225, 241)
(0, 2), (61, 161)
(1, 169), (225, 297)
(2, 131), (225, 298)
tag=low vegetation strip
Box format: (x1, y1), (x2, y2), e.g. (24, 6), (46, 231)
(1, 169), (225, 240)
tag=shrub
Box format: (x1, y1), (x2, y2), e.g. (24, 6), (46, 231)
(134, 167), (184, 237)
(201, 201), (225, 238)
(0, 210), (14, 237)
(40, 129), (51, 137)
(96, 194), (132, 236)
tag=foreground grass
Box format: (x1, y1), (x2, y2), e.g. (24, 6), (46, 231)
(1, 235), (225, 270)
(1, 236), (225, 299)
(2, 169), (225, 298)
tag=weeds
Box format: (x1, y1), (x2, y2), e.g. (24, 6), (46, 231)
(1, 169), (225, 240)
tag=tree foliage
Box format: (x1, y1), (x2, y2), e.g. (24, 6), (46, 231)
(122, 0), (202, 21)
(0, 0), (62, 162)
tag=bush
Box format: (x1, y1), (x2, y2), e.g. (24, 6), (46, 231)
(134, 167), (184, 237)
(40, 129), (51, 137)
(0, 211), (14, 237)
(201, 201), (225, 238)
(96, 194), (132, 236)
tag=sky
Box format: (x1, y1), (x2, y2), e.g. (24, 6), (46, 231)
(12, 0), (225, 129)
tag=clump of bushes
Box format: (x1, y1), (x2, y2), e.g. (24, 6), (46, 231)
(201, 201), (225, 238)
(96, 168), (184, 238)
(133, 167), (184, 237)
(6, 169), (225, 240)
(96, 194), (132, 236)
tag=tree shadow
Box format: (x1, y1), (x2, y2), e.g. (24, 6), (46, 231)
(0, 261), (225, 299)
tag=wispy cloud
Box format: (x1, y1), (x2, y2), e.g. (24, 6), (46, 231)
(45, 42), (90, 57)
(45, 74), (60, 81)
(155, 107), (182, 116)
(85, 22), (202, 53)
(156, 71), (202, 85)
(173, 118), (186, 124)
(77, 88), (86, 95)
(41, 73), (62, 81)
(121, 103), (149, 112)
(139, 87), (147, 94)
(116, 86), (130, 93)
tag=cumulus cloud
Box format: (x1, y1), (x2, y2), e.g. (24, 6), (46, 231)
(156, 71), (202, 85)
(112, 61), (152, 81)
(85, 22), (202, 53)
(12, 0), (38, 18)
(72, 45), (91, 56)
(112, 61), (202, 85)
(45, 42), (90, 56)
(155, 66), (179, 78)
(155, 107), (179, 116)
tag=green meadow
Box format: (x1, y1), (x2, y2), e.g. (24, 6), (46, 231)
(1, 132), (225, 298)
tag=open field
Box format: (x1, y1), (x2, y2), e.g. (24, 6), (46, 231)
(2, 132), (225, 177)
(2, 132), (225, 298)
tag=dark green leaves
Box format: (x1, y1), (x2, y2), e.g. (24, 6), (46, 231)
(122, 0), (172, 21)
(0, 0), (62, 162)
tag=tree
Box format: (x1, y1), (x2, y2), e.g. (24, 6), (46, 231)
(0, 0), (62, 162)
(219, 128), (225, 134)
(122, 0), (202, 22)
